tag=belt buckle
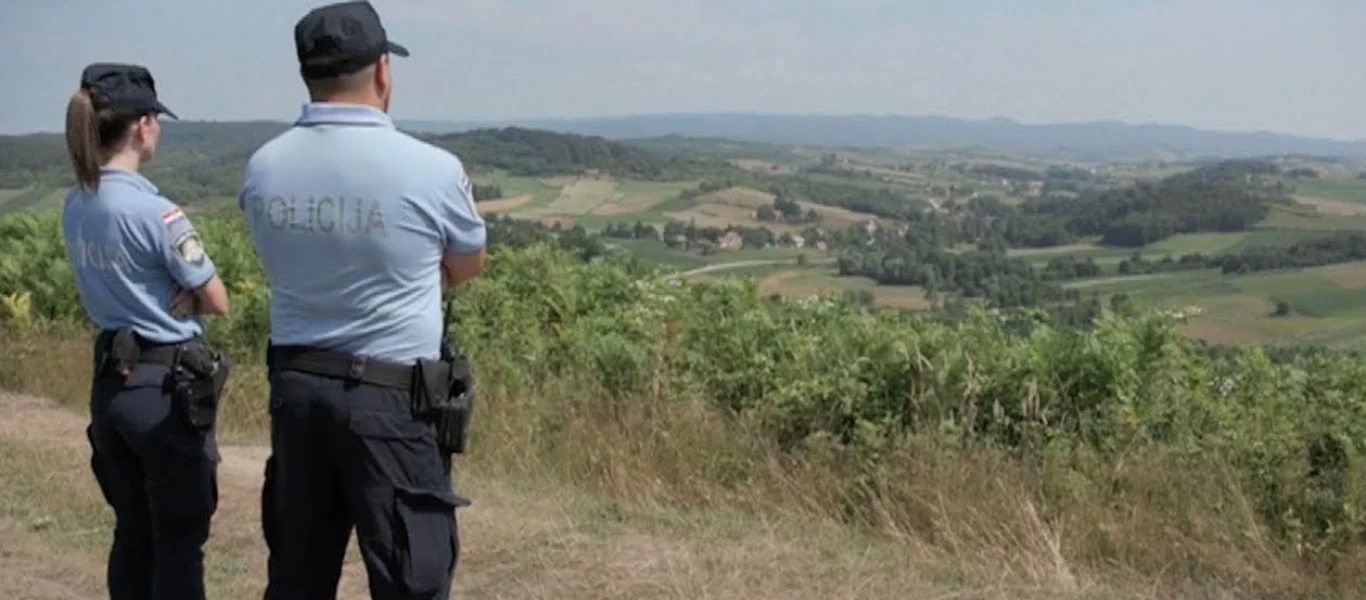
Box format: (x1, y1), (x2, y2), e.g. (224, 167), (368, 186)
(347, 356), (367, 381)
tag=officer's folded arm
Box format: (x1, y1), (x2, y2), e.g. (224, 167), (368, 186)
(441, 246), (486, 291)
(181, 274), (230, 316)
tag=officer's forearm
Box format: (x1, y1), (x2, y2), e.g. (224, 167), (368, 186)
(191, 276), (231, 316)
(440, 247), (485, 291)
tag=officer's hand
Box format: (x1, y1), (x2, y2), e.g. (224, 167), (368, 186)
(169, 285), (199, 318)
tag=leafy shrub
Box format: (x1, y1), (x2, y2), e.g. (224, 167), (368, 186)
(3, 206), (1364, 561)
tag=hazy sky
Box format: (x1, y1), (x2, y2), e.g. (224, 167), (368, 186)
(3, 0), (1364, 139)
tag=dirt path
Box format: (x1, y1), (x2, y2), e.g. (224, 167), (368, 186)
(0, 391), (1189, 599)
(0, 392), (374, 599)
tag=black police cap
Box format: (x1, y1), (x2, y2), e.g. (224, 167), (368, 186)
(294, 0), (410, 79)
(80, 63), (178, 120)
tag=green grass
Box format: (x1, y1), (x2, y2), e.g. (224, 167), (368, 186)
(0, 187), (61, 214)
(1236, 266), (1366, 319)
(608, 239), (709, 269)
(6, 206), (1366, 598)
(1144, 232), (1248, 255)
(611, 239), (815, 271)
(1059, 260), (1366, 348)
(1260, 204), (1366, 230)
(1293, 177), (1366, 205)
(1015, 228), (1339, 277)
(475, 171), (565, 210)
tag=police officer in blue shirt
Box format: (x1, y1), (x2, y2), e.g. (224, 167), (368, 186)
(239, 2), (486, 598)
(61, 63), (232, 600)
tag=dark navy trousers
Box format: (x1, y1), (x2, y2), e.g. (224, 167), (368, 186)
(261, 369), (468, 600)
(86, 363), (220, 600)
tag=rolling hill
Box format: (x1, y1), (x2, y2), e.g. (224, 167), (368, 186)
(397, 113), (1366, 163)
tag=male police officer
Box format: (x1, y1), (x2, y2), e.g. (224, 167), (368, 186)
(238, 1), (487, 598)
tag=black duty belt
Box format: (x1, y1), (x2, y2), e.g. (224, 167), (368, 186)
(94, 329), (191, 367)
(267, 345), (414, 390)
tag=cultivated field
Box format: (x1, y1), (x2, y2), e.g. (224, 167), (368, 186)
(0, 188), (26, 205)
(1291, 177), (1366, 216)
(662, 186), (879, 235)
(0, 186), (64, 214)
(471, 172), (710, 231)
(1059, 260), (1366, 348)
(755, 268), (932, 310)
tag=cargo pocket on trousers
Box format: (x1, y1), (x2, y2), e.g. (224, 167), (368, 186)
(85, 424), (115, 507)
(391, 483), (470, 596)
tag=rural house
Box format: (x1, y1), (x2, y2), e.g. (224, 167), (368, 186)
(717, 230), (745, 250)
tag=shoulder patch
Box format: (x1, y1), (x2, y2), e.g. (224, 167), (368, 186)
(161, 205), (186, 225)
(175, 234), (206, 264)
(161, 205), (205, 264)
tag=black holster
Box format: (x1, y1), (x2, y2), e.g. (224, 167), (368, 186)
(94, 328), (229, 430)
(170, 343), (231, 431)
(411, 335), (474, 455)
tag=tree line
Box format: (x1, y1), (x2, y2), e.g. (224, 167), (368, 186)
(429, 127), (724, 181)
(1020, 160), (1288, 247)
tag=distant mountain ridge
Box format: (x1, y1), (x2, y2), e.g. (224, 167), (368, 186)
(396, 113), (1366, 162)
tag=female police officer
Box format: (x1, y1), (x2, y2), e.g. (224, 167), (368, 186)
(61, 62), (231, 600)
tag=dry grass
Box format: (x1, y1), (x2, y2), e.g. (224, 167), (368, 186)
(589, 184), (679, 216)
(729, 159), (795, 175)
(0, 327), (1361, 599)
(688, 186), (880, 232)
(758, 269), (933, 310)
(660, 186), (885, 239)
(1179, 320), (1269, 345)
(0, 390), (1103, 600)
(1293, 194), (1366, 217)
(1320, 262), (1366, 289)
(697, 187), (777, 209)
(0, 187), (28, 206)
(539, 176), (581, 187)
(664, 202), (785, 233)
(799, 201), (878, 229)
(1008, 243), (1105, 257)
(543, 180), (618, 216)
(588, 202), (642, 216)
(476, 195), (534, 214)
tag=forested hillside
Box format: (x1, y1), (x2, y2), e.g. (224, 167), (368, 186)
(0, 120), (706, 205)
(429, 127), (719, 180)
(1023, 159), (1289, 246)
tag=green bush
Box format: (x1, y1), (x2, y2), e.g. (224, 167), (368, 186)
(3, 206), (1365, 560)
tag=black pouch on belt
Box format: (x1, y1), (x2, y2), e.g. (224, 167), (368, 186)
(442, 350), (474, 455)
(172, 344), (231, 430)
(94, 328), (141, 379)
(412, 336), (475, 455)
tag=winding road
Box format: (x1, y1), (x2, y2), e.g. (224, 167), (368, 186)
(678, 259), (794, 277)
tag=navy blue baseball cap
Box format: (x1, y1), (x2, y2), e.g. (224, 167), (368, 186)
(80, 63), (178, 120)
(295, 0), (409, 78)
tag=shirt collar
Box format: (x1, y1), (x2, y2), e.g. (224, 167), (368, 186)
(295, 103), (394, 128)
(99, 167), (158, 195)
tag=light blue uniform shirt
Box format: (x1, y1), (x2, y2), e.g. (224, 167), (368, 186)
(61, 168), (218, 343)
(238, 103), (486, 364)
